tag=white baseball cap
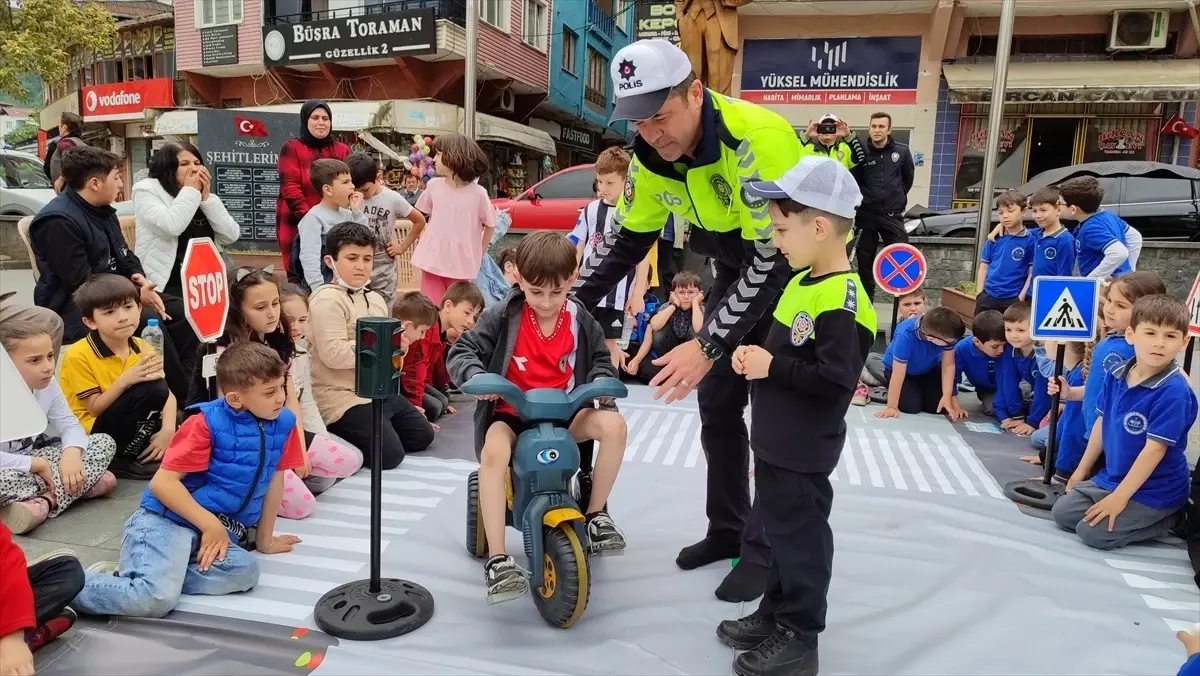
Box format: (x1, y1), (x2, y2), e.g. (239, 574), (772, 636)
(743, 156), (863, 220)
(818, 112), (840, 124)
(610, 39), (693, 123)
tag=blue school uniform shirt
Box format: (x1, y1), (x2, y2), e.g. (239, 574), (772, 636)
(994, 344), (1037, 421)
(1083, 334), (1136, 439)
(980, 228), (1037, 299)
(1075, 210), (1132, 277)
(1053, 363), (1087, 474)
(1032, 227), (1076, 279)
(1094, 359), (1198, 511)
(953, 337), (997, 391)
(882, 316), (946, 376)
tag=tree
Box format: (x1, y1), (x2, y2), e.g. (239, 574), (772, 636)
(4, 121), (38, 147)
(0, 0), (118, 104)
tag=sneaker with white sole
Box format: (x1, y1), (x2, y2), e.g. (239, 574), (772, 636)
(87, 561), (119, 576)
(586, 511), (627, 555)
(27, 548), (79, 567)
(851, 381), (870, 407)
(484, 554), (528, 604)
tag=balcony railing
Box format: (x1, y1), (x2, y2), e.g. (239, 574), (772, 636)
(586, 0), (615, 41)
(267, 0), (467, 28)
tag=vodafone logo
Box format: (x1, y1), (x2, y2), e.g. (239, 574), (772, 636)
(81, 79), (172, 120)
(86, 89), (142, 112)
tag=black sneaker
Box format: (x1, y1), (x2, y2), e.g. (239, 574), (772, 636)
(586, 511), (626, 555)
(123, 411), (162, 460)
(484, 554), (528, 604)
(733, 626), (818, 676)
(108, 457), (160, 480)
(717, 611), (776, 650)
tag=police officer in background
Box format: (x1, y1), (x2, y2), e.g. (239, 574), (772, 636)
(799, 113), (865, 171)
(852, 111), (914, 300)
(574, 38), (803, 603)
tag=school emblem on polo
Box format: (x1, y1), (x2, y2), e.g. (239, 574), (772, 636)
(1011, 248), (1024, 261)
(711, 175), (733, 208)
(1122, 411), (1147, 435)
(1045, 247), (1057, 260)
(791, 312), (814, 346)
(1102, 352), (1125, 372)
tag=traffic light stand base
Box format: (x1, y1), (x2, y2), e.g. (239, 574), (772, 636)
(314, 578), (435, 640)
(1003, 478), (1065, 512)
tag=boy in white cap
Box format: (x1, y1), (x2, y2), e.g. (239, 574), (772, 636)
(717, 156), (876, 676)
(800, 113), (864, 171)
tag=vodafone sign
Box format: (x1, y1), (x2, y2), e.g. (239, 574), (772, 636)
(81, 78), (174, 122)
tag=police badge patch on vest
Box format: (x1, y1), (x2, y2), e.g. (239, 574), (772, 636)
(891, 151), (900, 163)
(711, 175), (733, 208)
(791, 312), (814, 346)
(624, 176), (635, 204)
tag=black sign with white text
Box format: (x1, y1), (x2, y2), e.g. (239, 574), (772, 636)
(261, 7), (436, 67)
(635, 0), (679, 44)
(201, 25), (239, 66)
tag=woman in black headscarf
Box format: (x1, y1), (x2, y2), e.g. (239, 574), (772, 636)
(275, 100), (350, 278)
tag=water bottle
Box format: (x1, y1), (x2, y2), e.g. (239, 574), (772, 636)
(141, 319), (165, 357)
(616, 314), (636, 350)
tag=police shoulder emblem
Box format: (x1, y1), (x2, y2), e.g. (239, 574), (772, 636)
(791, 311), (815, 346)
(741, 184), (768, 210)
(623, 176), (635, 205)
(890, 151), (900, 163)
(711, 175), (733, 208)
(836, 150), (845, 161)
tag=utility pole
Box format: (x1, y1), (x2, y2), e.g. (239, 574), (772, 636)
(464, 0), (479, 139)
(972, 0), (1016, 264)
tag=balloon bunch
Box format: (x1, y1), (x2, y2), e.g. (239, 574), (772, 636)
(405, 135), (436, 180)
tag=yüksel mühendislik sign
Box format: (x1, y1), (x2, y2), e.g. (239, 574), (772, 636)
(261, 7), (436, 67)
(950, 88), (1200, 104)
(740, 37), (922, 105)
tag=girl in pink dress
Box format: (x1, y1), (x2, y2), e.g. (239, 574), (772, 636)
(412, 134), (495, 303)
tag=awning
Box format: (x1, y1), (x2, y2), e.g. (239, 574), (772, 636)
(359, 130), (406, 164)
(39, 93), (80, 131)
(383, 99), (460, 137)
(943, 60), (1200, 104)
(152, 100), (389, 136)
(471, 112), (556, 155)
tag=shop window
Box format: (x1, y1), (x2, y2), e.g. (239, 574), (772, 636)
(155, 52), (176, 80)
(480, 0), (507, 30)
(523, 0), (547, 50)
(562, 29), (578, 74)
(196, 0), (244, 28)
(132, 56), (146, 81)
(533, 167), (595, 199)
(953, 117), (1029, 201)
(1081, 117), (1154, 164)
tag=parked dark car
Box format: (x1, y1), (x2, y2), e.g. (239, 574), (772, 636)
(907, 162), (1200, 241)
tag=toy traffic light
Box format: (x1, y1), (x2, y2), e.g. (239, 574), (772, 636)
(354, 317), (406, 399)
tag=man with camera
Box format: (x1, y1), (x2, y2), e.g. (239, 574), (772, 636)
(852, 112), (914, 300)
(800, 113), (865, 171)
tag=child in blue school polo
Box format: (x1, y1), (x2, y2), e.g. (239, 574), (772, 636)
(1028, 186), (1076, 279)
(953, 310), (1005, 416)
(876, 307), (966, 420)
(974, 190), (1037, 317)
(1032, 340), (1087, 478)
(994, 303), (1051, 438)
(1057, 176), (1134, 279)
(1050, 294), (1198, 551)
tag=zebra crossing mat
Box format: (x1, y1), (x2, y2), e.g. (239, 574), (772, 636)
(43, 385), (1192, 674)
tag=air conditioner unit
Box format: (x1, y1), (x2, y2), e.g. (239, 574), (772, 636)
(1108, 9), (1169, 51)
(497, 89), (516, 113)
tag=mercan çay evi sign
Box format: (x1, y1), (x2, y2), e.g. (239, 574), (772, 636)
(740, 36), (922, 105)
(262, 7), (436, 67)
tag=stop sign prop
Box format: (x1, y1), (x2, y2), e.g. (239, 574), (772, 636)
(181, 238), (229, 342)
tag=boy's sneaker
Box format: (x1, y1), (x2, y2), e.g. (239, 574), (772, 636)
(0, 497), (50, 535)
(27, 548), (78, 567)
(87, 561), (119, 576)
(851, 382), (870, 407)
(25, 607), (77, 652)
(484, 554), (528, 604)
(586, 511), (627, 555)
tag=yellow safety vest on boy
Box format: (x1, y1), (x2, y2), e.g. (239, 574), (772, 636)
(798, 134), (866, 171)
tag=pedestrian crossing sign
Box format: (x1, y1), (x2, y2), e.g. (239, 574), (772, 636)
(1031, 276), (1100, 342)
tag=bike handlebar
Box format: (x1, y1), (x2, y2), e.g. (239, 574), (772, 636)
(460, 373), (628, 423)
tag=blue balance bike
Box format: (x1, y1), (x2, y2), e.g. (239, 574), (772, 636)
(460, 373), (627, 629)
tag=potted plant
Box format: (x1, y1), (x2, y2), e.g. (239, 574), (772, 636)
(941, 281), (977, 328)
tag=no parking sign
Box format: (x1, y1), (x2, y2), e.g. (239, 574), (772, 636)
(873, 243), (927, 297)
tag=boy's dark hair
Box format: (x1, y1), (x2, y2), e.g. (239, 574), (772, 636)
(496, 247), (518, 270)
(310, 158), (351, 195)
(776, 200), (853, 235)
(971, 310), (1005, 343)
(595, 146), (631, 177)
(899, 287), (926, 303)
(870, 111), (892, 126)
(920, 307), (966, 342)
(672, 271), (702, 290)
(995, 189), (1028, 210)
(1057, 176), (1104, 214)
(514, 231), (577, 287)
(73, 274), (139, 319)
(1003, 301), (1032, 324)
(216, 341), (288, 393)
(60, 112), (84, 136)
(1029, 186), (1061, 208)
(1130, 294), (1189, 334)
(442, 281), (484, 309)
(392, 291), (439, 327)
(430, 133), (489, 183)
(62, 146), (121, 191)
(325, 221), (376, 259)
(345, 152), (379, 189)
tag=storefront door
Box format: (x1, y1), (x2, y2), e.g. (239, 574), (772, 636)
(1025, 117), (1079, 180)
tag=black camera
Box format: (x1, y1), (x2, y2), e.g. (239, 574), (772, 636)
(817, 122), (838, 134)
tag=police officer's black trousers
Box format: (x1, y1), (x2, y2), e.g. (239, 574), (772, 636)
(696, 262), (771, 568)
(754, 458), (835, 646)
(854, 210), (908, 301)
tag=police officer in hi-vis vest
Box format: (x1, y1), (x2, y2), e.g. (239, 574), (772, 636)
(573, 39), (803, 603)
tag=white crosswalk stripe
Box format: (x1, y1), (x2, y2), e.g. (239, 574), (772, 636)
(1107, 548), (1199, 632)
(174, 456), (472, 625)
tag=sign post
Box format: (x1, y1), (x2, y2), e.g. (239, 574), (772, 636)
(181, 238), (229, 398)
(1004, 276), (1101, 511)
(872, 243), (927, 339)
(1184, 271), (1200, 376)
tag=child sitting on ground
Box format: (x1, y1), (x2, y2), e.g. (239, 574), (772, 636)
(624, 271), (703, 383)
(58, 274), (175, 480)
(447, 231), (627, 604)
(877, 307), (967, 420)
(975, 190), (1036, 316)
(295, 159), (367, 290)
(1, 527), (86, 670)
(400, 282), (483, 423)
(995, 302), (1050, 438)
(857, 287), (926, 395)
(1028, 340), (1086, 473)
(312, 222), (433, 469)
(1050, 294), (1197, 550)
(392, 291), (442, 426)
(346, 152), (427, 307)
(1, 319), (118, 534)
(953, 310), (1005, 416)
(70, 342), (303, 617)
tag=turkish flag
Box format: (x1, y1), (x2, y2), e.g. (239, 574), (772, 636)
(234, 116), (269, 137)
(1161, 113), (1200, 140)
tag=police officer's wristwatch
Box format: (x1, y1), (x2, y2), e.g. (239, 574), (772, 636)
(696, 336), (723, 361)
